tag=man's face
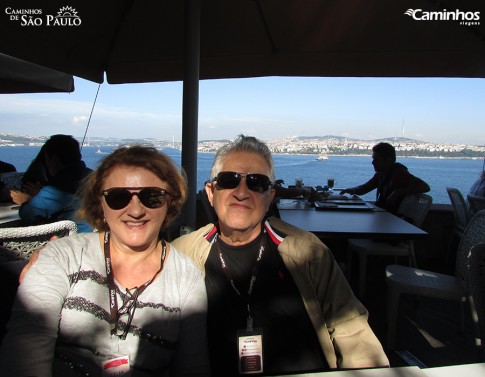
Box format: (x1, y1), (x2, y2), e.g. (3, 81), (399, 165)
(371, 152), (393, 173)
(206, 151), (275, 245)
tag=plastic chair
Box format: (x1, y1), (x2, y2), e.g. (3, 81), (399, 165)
(0, 220), (77, 262)
(385, 209), (485, 350)
(468, 194), (485, 217)
(348, 194), (432, 299)
(447, 187), (471, 239)
(468, 243), (485, 360)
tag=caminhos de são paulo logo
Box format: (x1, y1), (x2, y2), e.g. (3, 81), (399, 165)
(404, 8), (480, 26)
(4, 5), (81, 26)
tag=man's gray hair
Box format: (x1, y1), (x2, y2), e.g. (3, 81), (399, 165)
(210, 135), (275, 182)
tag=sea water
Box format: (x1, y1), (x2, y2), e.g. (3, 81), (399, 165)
(0, 145), (483, 204)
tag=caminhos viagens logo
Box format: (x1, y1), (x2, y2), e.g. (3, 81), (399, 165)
(404, 8), (480, 26)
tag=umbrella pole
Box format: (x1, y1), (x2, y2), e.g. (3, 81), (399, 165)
(180, 0), (201, 235)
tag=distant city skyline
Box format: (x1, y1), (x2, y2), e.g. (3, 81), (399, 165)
(0, 76), (484, 146)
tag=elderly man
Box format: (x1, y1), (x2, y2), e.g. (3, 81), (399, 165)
(173, 135), (388, 376)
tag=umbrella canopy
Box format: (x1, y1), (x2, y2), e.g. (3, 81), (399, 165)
(1, 0), (485, 83)
(0, 53), (74, 94)
(1, 0), (484, 230)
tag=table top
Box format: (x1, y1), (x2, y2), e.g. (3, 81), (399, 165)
(421, 363), (485, 377)
(0, 203), (20, 226)
(273, 366), (425, 377)
(272, 363), (485, 377)
(277, 199), (427, 240)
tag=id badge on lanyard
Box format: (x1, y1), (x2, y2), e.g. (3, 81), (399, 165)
(237, 327), (264, 374)
(216, 229), (267, 375)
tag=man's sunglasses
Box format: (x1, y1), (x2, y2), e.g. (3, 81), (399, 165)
(213, 171), (272, 193)
(102, 187), (172, 210)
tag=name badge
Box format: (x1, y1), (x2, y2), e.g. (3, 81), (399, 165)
(237, 328), (263, 375)
(102, 355), (131, 376)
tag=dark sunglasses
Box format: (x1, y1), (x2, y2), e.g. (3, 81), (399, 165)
(213, 171), (272, 193)
(102, 187), (172, 210)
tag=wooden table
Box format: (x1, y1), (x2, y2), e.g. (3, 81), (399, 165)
(277, 199), (427, 240)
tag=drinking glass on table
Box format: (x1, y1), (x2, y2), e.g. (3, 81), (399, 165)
(327, 178), (335, 193)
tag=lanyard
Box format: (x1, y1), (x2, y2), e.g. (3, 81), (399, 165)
(216, 229), (267, 331)
(103, 231), (166, 337)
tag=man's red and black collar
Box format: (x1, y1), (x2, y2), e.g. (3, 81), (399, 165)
(203, 219), (285, 246)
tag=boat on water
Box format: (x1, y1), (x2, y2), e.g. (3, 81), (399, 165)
(316, 155), (329, 160)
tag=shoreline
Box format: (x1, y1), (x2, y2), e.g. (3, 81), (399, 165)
(271, 152), (483, 160)
(1, 144), (483, 160)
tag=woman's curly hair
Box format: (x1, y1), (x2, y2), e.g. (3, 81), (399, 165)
(77, 145), (187, 231)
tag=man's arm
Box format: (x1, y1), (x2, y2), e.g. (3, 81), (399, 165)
(340, 177), (378, 196)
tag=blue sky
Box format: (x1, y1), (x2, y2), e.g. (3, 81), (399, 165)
(0, 76), (484, 145)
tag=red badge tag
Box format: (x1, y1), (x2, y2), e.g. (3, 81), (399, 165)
(102, 355), (130, 376)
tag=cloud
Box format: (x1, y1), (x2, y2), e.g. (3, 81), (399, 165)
(72, 115), (88, 125)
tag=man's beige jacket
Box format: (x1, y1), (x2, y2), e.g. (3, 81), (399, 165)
(172, 217), (389, 369)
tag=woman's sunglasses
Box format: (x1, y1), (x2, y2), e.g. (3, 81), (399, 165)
(102, 187), (172, 210)
(213, 171), (272, 193)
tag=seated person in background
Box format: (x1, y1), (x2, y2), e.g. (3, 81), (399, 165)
(20, 143), (49, 194)
(10, 134), (92, 232)
(469, 170), (485, 197)
(340, 142), (430, 213)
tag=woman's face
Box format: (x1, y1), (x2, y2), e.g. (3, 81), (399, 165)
(101, 165), (170, 252)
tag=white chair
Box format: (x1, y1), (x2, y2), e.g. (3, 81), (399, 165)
(347, 194), (432, 299)
(385, 210), (485, 350)
(468, 194), (485, 217)
(0, 220), (77, 262)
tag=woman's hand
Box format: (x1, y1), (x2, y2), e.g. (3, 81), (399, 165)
(10, 189), (32, 205)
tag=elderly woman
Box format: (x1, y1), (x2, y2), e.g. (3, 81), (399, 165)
(0, 146), (210, 377)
